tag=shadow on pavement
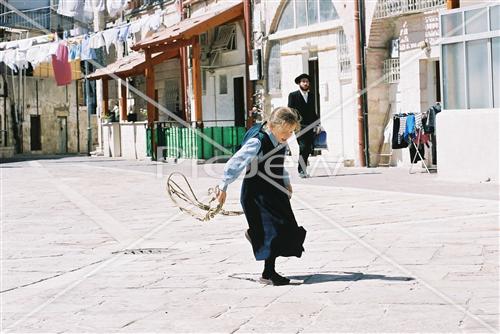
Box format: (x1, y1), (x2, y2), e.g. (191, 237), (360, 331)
(312, 172), (382, 178)
(229, 272), (414, 285)
(287, 272), (414, 284)
(1, 154), (83, 164)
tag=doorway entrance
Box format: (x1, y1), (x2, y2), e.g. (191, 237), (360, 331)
(57, 116), (67, 154)
(233, 77), (245, 127)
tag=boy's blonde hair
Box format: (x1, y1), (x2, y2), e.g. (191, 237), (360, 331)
(266, 107), (301, 131)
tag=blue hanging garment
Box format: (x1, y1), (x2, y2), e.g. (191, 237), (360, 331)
(404, 114), (416, 140)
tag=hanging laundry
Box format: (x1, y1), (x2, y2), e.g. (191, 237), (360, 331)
(81, 35), (97, 60)
(118, 24), (130, 42)
(15, 49), (30, 69)
(409, 142), (425, 163)
(29, 44), (51, 68)
(48, 42), (60, 56)
(3, 49), (17, 70)
(102, 28), (119, 54)
(107, 0), (128, 18)
(57, 0), (83, 17)
(17, 39), (33, 51)
(89, 32), (106, 49)
(129, 17), (144, 34)
(4, 41), (19, 50)
(52, 43), (72, 86)
(68, 43), (82, 60)
(398, 115), (406, 138)
(147, 12), (163, 32)
(94, 0), (106, 12)
(404, 114), (415, 140)
(79, 0), (94, 23)
(383, 117), (393, 144)
(424, 103), (441, 134)
(26, 46), (40, 68)
(415, 112), (423, 130)
(392, 115), (409, 149)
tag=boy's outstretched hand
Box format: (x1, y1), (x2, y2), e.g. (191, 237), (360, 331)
(286, 184), (293, 199)
(217, 188), (227, 206)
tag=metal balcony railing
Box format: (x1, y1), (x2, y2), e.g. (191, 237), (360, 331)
(374, 0), (446, 19)
(383, 58), (400, 83)
(0, 5), (74, 32)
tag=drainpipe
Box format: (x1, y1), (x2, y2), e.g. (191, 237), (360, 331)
(354, 0), (369, 166)
(244, 0), (254, 129)
(447, 0), (460, 9)
(2, 64), (7, 146)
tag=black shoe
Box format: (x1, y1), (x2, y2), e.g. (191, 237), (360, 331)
(244, 230), (252, 244)
(260, 272), (290, 286)
(299, 171), (309, 178)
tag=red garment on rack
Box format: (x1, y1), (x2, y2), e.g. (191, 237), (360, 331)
(414, 130), (430, 145)
(52, 42), (72, 86)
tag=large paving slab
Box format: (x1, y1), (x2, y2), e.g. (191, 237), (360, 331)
(1, 156), (498, 332)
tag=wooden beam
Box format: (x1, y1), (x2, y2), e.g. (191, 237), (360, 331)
(134, 3), (243, 51)
(146, 38), (195, 56)
(145, 50), (156, 159)
(447, 0), (459, 9)
(181, 7), (243, 40)
(154, 89), (159, 121)
(180, 47), (188, 121)
(191, 38), (203, 125)
(102, 78), (109, 116)
(145, 50), (156, 127)
(120, 80), (127, 122)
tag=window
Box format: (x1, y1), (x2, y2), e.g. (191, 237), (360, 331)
(442, 42), (465, 109)
(276, 0), (338, 32)
(202, 69), (207, 95)
(440, 4), (500, 109)
(441, 12), (462, 37)
(465, 8), (488, 35)
(492, 37), (499, 107)
(337, 29), (351, 80)
(466, 39), (489, 108)
(267, 41), (281, 92)
(219, 74), (227, 94)
(212, 25), (236, 52)
(491, 5), (500, 31)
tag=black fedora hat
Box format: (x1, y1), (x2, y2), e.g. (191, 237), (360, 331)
(294, 73), (311, 84)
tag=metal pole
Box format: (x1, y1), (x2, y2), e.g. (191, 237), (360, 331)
(75, 80), (80, 153)
(85, 61), (92, 155)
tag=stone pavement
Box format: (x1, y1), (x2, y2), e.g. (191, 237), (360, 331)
(1, 156), (498, 332)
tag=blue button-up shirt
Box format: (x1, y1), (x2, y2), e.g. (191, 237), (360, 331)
(219, 129), (290, 191)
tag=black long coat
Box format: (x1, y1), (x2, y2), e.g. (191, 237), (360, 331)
(287, 90), (319, 127)
(240, 130), (306, 261)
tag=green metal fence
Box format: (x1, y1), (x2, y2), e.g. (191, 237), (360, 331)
(148, 124), (246, 160)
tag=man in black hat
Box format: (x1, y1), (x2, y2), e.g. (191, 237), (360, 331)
(288, 73), (319, 178)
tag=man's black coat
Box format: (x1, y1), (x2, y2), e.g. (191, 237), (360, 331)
(287, 90), (318, 127)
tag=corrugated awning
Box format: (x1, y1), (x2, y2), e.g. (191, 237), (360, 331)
(86, 49), (179, 80)
(131, 1), (243, 51)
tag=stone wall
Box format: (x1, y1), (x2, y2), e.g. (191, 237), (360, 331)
(1, 76), (98, 155)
